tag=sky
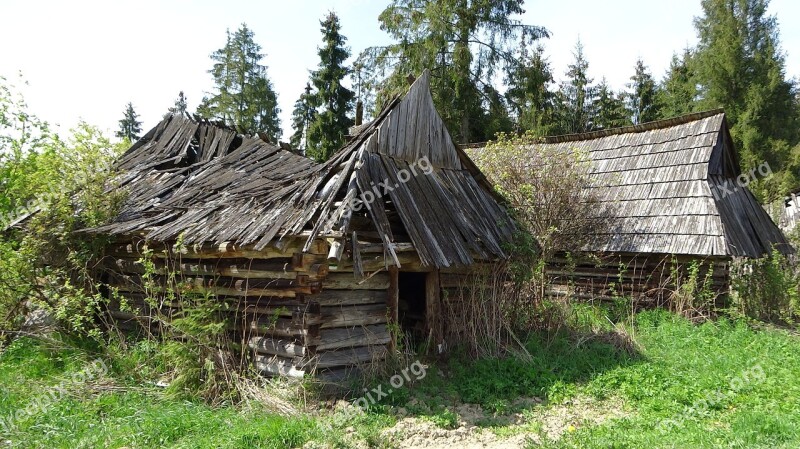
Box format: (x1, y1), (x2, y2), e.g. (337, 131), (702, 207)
(1, 0), (799, 141)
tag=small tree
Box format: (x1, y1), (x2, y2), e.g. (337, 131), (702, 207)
(289, 83), (317, 153)
(471, 133), (609, 262)
(116, 102), (142, 142)
(504, 44), (558, 136)
(167, 91), (188, 117)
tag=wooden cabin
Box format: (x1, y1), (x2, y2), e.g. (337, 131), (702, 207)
(88, 71), (515, 380)
(471, 111), (792, 303)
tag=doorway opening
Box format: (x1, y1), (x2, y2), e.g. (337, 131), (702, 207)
(398, 271), (427, 345)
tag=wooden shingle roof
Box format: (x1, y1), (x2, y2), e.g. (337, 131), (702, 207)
(89, 71), (515, 268)
(468, 111), (791, 258)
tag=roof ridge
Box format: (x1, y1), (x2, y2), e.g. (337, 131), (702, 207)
(459, 109), (725, 149)
(543, 109), (725, 144)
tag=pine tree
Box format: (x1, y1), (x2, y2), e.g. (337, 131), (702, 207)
(358, 0), (548, 144)
(167, 91), (188, 117)
(290, 82), (317, 153)
(504, 44), (557, 136)
(658, 50), (698, 119)
(554, 40), (596, 134)
(197, 23), (281, 142)
(116, 102), (142, 142)
(625, 58), (661, 124)
(693, 0), (798, 198)
(306, 12), (355, 162)
(594, 79), (630, 130)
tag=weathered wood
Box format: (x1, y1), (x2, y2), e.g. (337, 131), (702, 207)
(308, 289), (388, 306)
(311, 324), (391, 351)
(388, 265), (399, 352)
(323, 272), (390, 290)
(247, 317), (307, 338)
(254, 355), (305, 378)
(425, 270), (442, 348)
(108, 239), (327, 260)
(333, 252), (426, 272)
(248, 337), (305, 358)
(309, 345), (388, 369)
(302, 304), (388, 328)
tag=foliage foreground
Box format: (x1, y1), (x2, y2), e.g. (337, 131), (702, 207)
(0, 309), (798, 448)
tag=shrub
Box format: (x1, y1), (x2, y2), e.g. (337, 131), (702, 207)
(731, 249), (800, 325)
(0, 76), (125, 343)
(470, 132), (609, 264)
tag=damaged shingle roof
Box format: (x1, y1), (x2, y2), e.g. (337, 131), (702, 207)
(89, 71), (516, 268)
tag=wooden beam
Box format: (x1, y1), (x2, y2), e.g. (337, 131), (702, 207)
(425, 269), (442, 352)
(388, 265), (399, 352)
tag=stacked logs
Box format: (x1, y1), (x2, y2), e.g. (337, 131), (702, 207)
(102, 237), (391, 380)
(545, 252), (730, 304)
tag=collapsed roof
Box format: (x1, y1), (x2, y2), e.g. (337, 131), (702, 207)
(90, 71), (516, 268)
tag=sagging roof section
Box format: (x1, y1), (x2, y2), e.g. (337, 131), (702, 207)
(90, 71), (516, 268)
(470, 111), (791, 258)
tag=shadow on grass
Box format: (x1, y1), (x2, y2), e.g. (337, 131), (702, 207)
(369, 326), (644, 424)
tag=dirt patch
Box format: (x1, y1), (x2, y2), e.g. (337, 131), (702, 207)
(378, 395), (627, 448)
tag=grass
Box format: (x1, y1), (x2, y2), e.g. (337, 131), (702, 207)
(0, 338), (319, 449)
(1, 308), (799, 448)
(533, 310), (800, 448)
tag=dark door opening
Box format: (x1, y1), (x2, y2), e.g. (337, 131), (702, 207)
(398, 272), (427, 344)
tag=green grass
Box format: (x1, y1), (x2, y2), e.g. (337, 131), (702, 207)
(1, 308), (799, 448)
(0, 338), (319, 449)
(532, 310), (800, 448)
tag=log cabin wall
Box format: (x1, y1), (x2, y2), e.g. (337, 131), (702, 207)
(545, 252), (731, 304)
(102, 236), (395, 380)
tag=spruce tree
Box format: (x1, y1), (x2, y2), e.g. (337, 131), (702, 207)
(595, 79), (630, 130)
(197, 23), (281, 142)
(554, 40), (596, 134)
(626, 58), (661, 124)
(693, 0), (798, 198)
(306, 12), (355, 162)
(658, 50), (698, 119)
(504, 44), (557, 136)
(167, 91), (188, 117)
(116, 102), (142, 142)
(358, 0), (548, 144)
(290, 82), (317, 153)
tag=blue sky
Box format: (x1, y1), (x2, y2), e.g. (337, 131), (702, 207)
(1, 0), (798, 140)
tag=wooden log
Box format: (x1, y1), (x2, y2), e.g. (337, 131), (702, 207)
(108, 239), (329, 259)
(328, 238), (345, 263)
(248, 337), (305, 358)
(308, 289), (388, 306)
(309, 344), (388, 369)
(323, 272), (390, 290)
(107, 274), (304, 298)
(254, 355), (305, 378)
(388, 265), (399, 352)
(302, 304), (388, 328)
(108, 257), (299, 279)
(247, 317), (307, 338)
(426, 270), (442, 349)
(311, 324), (391, 351)
(292, 254), (328, 272)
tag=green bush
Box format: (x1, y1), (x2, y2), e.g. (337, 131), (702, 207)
(731, 249), (800, 325)
(0, 76), (125, 342)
